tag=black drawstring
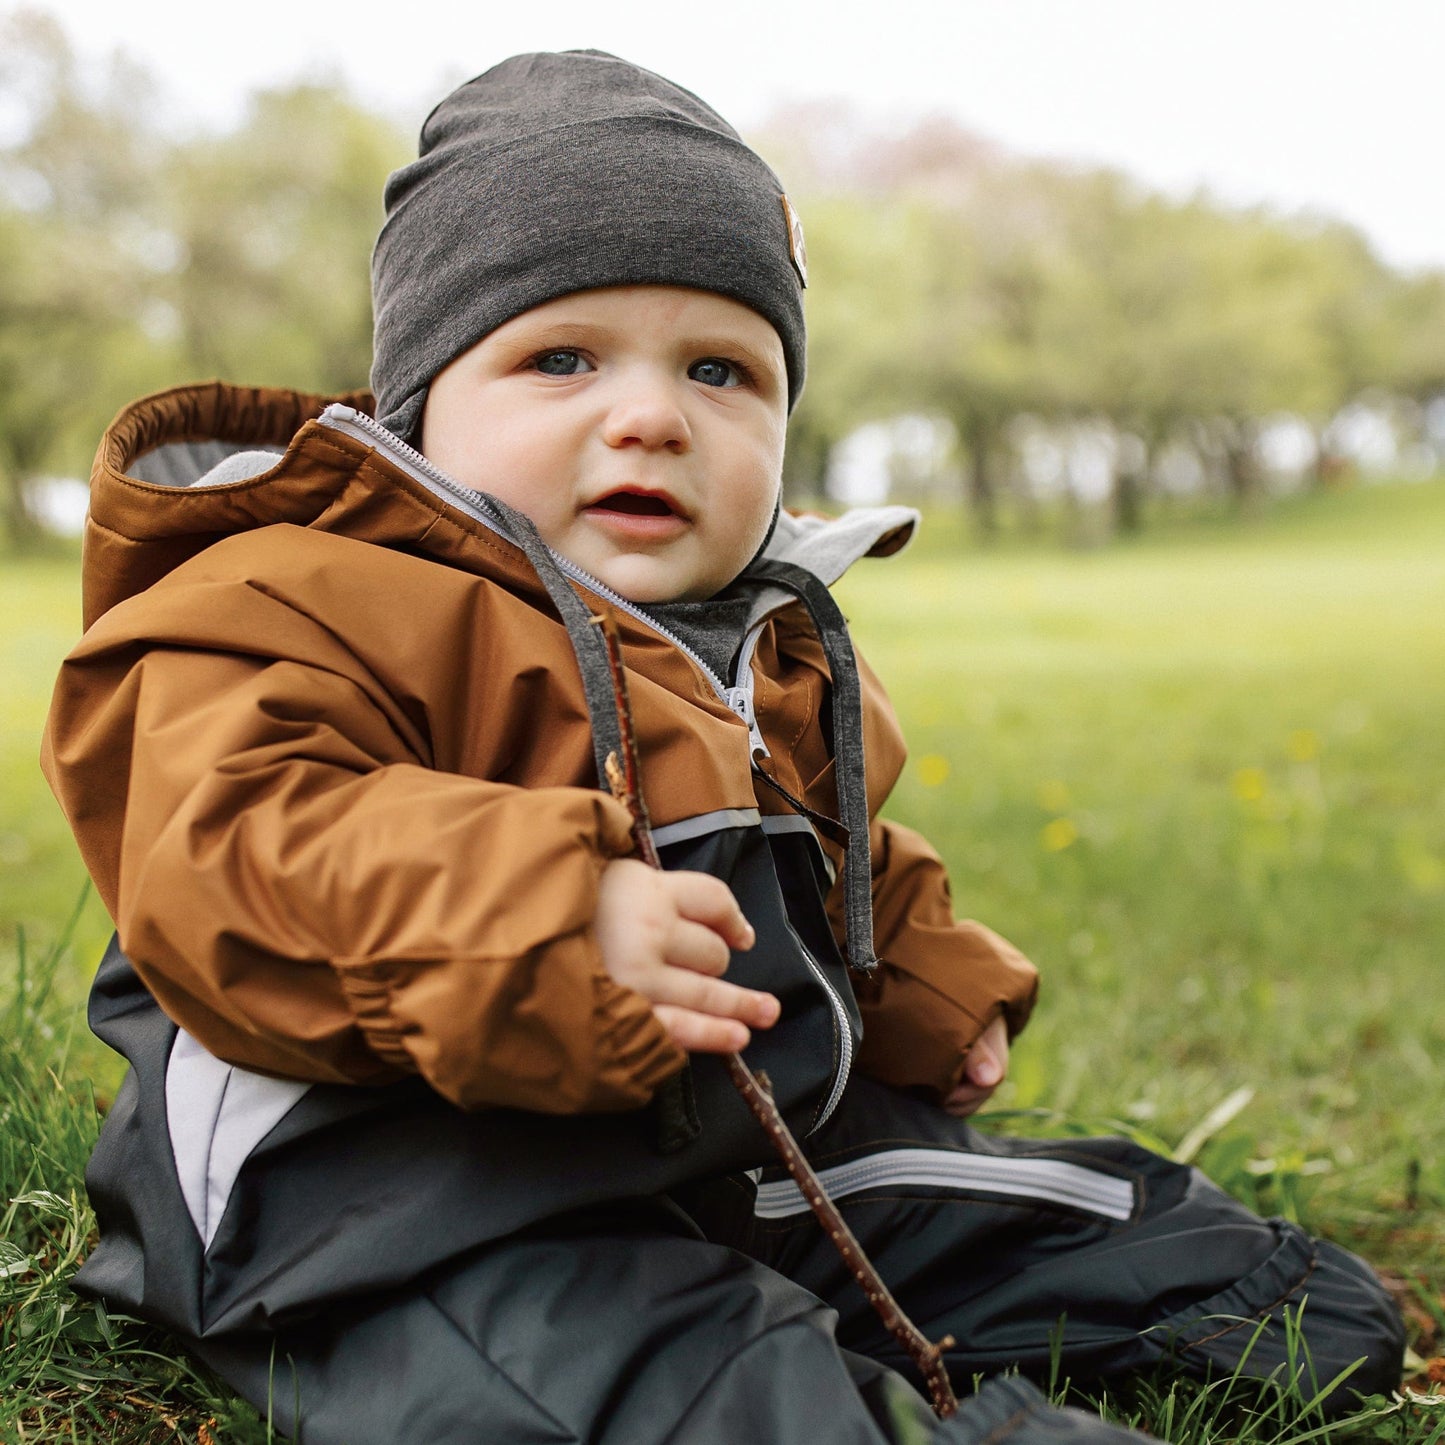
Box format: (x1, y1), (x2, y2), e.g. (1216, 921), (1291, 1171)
(743, 560), (878, 977)
(482, 497), (623, 791)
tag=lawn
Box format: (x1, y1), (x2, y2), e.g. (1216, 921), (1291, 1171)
(3, 481), (1444, 1441)
(837, 484), (1445, 1264)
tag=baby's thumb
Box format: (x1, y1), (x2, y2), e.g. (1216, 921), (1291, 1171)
(965, 1038), (1003, 1088)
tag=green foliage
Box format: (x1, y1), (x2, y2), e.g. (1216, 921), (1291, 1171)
(159, 83), (407, 391)
(3, 16), (1443, 545)
(1, 912), (272, 1443)
(755, 112), (1443, 519)
(0, 11), (408, 549)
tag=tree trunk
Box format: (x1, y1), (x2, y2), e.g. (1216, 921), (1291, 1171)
(1223, 419), (1259, 509)
(1111, 433), (1153, 535)
(1, 461), (44, 552)
(957, 412), (999, 539)
(1111, 465), (1142, 534)
(1307, 422), (1350, 490)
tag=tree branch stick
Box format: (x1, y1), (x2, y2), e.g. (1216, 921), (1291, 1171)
(589, 610), (958, 1419)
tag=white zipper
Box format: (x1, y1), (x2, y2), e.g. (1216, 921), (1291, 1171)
(792, 928), (855, 1131)
(725, 622), (770, 760)
(318, 404), (853, 1110)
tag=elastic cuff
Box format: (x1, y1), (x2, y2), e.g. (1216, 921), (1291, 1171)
(592, 972), (687, 1096)
(334, 960), (416, 1069)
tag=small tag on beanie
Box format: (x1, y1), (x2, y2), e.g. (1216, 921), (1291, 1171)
(781, 194), (808, 288)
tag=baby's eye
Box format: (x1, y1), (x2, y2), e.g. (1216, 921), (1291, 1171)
(532, 350), (591, 376)
(689, 358), (743, 389)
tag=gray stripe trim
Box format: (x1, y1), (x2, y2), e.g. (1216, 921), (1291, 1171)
(758, 813), (817, 837)
(759, 812), (836, 883)
(650, 809), (762, 849)
(752, 1147), (1136, 1222)
(165, 1030), (311, 1247)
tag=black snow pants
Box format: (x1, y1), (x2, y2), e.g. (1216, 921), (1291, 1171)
(185, 1076), (1403, 1445)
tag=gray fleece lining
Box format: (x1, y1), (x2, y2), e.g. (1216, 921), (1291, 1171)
(127, 442), (285, 489)
(639, 595), (754, 683)
(745, 506), (918, 631)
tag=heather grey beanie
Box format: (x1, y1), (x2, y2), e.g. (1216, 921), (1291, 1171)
(371, 50), (808, 441)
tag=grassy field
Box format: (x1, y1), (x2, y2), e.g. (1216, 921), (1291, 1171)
(3, 481), (1444, 1441)
(838, 484), (1445, 1259)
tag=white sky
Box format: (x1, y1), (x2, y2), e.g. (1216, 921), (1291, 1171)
(37, 0), (1445, 271)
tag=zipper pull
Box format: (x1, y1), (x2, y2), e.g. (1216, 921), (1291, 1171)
(725, 684), (770, 760)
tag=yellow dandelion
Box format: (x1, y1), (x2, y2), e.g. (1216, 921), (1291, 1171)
(917, 754), (951, 788)
(1287, 729), (1321, 762)
(1231, 767), (1266, 802)
(1399, 850), (1445, 896)
(1041, 817), (1079, 852)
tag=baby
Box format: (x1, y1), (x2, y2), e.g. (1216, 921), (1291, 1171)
(44, 49), (1402, 1445)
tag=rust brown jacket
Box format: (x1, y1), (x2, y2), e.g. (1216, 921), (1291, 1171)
(43, 381), (1038, 1122)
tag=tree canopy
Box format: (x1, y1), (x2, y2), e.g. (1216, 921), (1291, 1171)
(4, 12), (1442, 547)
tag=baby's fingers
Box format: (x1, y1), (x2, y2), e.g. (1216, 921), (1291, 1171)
(665, 871), (756, 953)
(664, 917), (735, 978)
(652, 1004), (752, 1055)
(646, 965), (780, 1033)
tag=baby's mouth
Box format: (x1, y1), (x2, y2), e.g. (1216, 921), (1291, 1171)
(588, 490), (680, 518)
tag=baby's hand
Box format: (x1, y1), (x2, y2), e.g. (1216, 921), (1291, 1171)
(595, 858), (780, 1054)
(941, 1014), (1010, 1117)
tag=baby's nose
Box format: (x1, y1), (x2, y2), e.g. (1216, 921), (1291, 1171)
(600, 375), (692, 453)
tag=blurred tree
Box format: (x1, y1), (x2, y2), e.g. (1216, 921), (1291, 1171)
(1381, 269), (1445, 411)
(763, 100), (1442, 534)
(7, 22), (1441, 550)
(0, 11), (407, 549)
(778, 194), (924, 501)
(1273, 221), (1394, 487)
(159, 84), (407, 391)
(908, 183), (1055, 536)
(0, 9), (162, 547)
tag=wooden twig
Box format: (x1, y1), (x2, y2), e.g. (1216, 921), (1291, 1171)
(724, 1054), (958, 1417)
(588, 610), (959, 1419)
(592, 613), (661, 870)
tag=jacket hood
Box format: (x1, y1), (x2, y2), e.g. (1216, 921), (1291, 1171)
(82, 382), (918, 632)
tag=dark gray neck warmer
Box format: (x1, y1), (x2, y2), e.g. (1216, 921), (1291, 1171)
(640, 595), (756, 683)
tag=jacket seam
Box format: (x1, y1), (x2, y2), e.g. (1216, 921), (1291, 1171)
(1176, 1252), (1320, 1351)
(417, 1288), (581, 1440)
(657, 1311), (837, 1445)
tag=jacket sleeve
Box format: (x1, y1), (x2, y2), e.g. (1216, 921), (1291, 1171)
(823, 647), (1039, 1099)
(848, 817), (1039, 1098)
(43, 581), (685, 1115)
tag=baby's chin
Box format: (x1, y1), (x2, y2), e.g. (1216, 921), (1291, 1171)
(579, 554), (738, 605)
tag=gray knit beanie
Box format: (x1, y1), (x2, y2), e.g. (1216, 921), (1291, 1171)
(371, 50), (808, 441)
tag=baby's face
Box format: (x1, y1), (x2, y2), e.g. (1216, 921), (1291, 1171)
(420, 285), (788, 602)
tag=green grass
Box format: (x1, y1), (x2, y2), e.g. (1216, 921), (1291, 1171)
(839, 482), (1445, 1274)
(1, 553), (117, 1090)
(840, 481), (1445, 1436)
(2, 926), (270, 1443)
(4, 480), (1444, 1440)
